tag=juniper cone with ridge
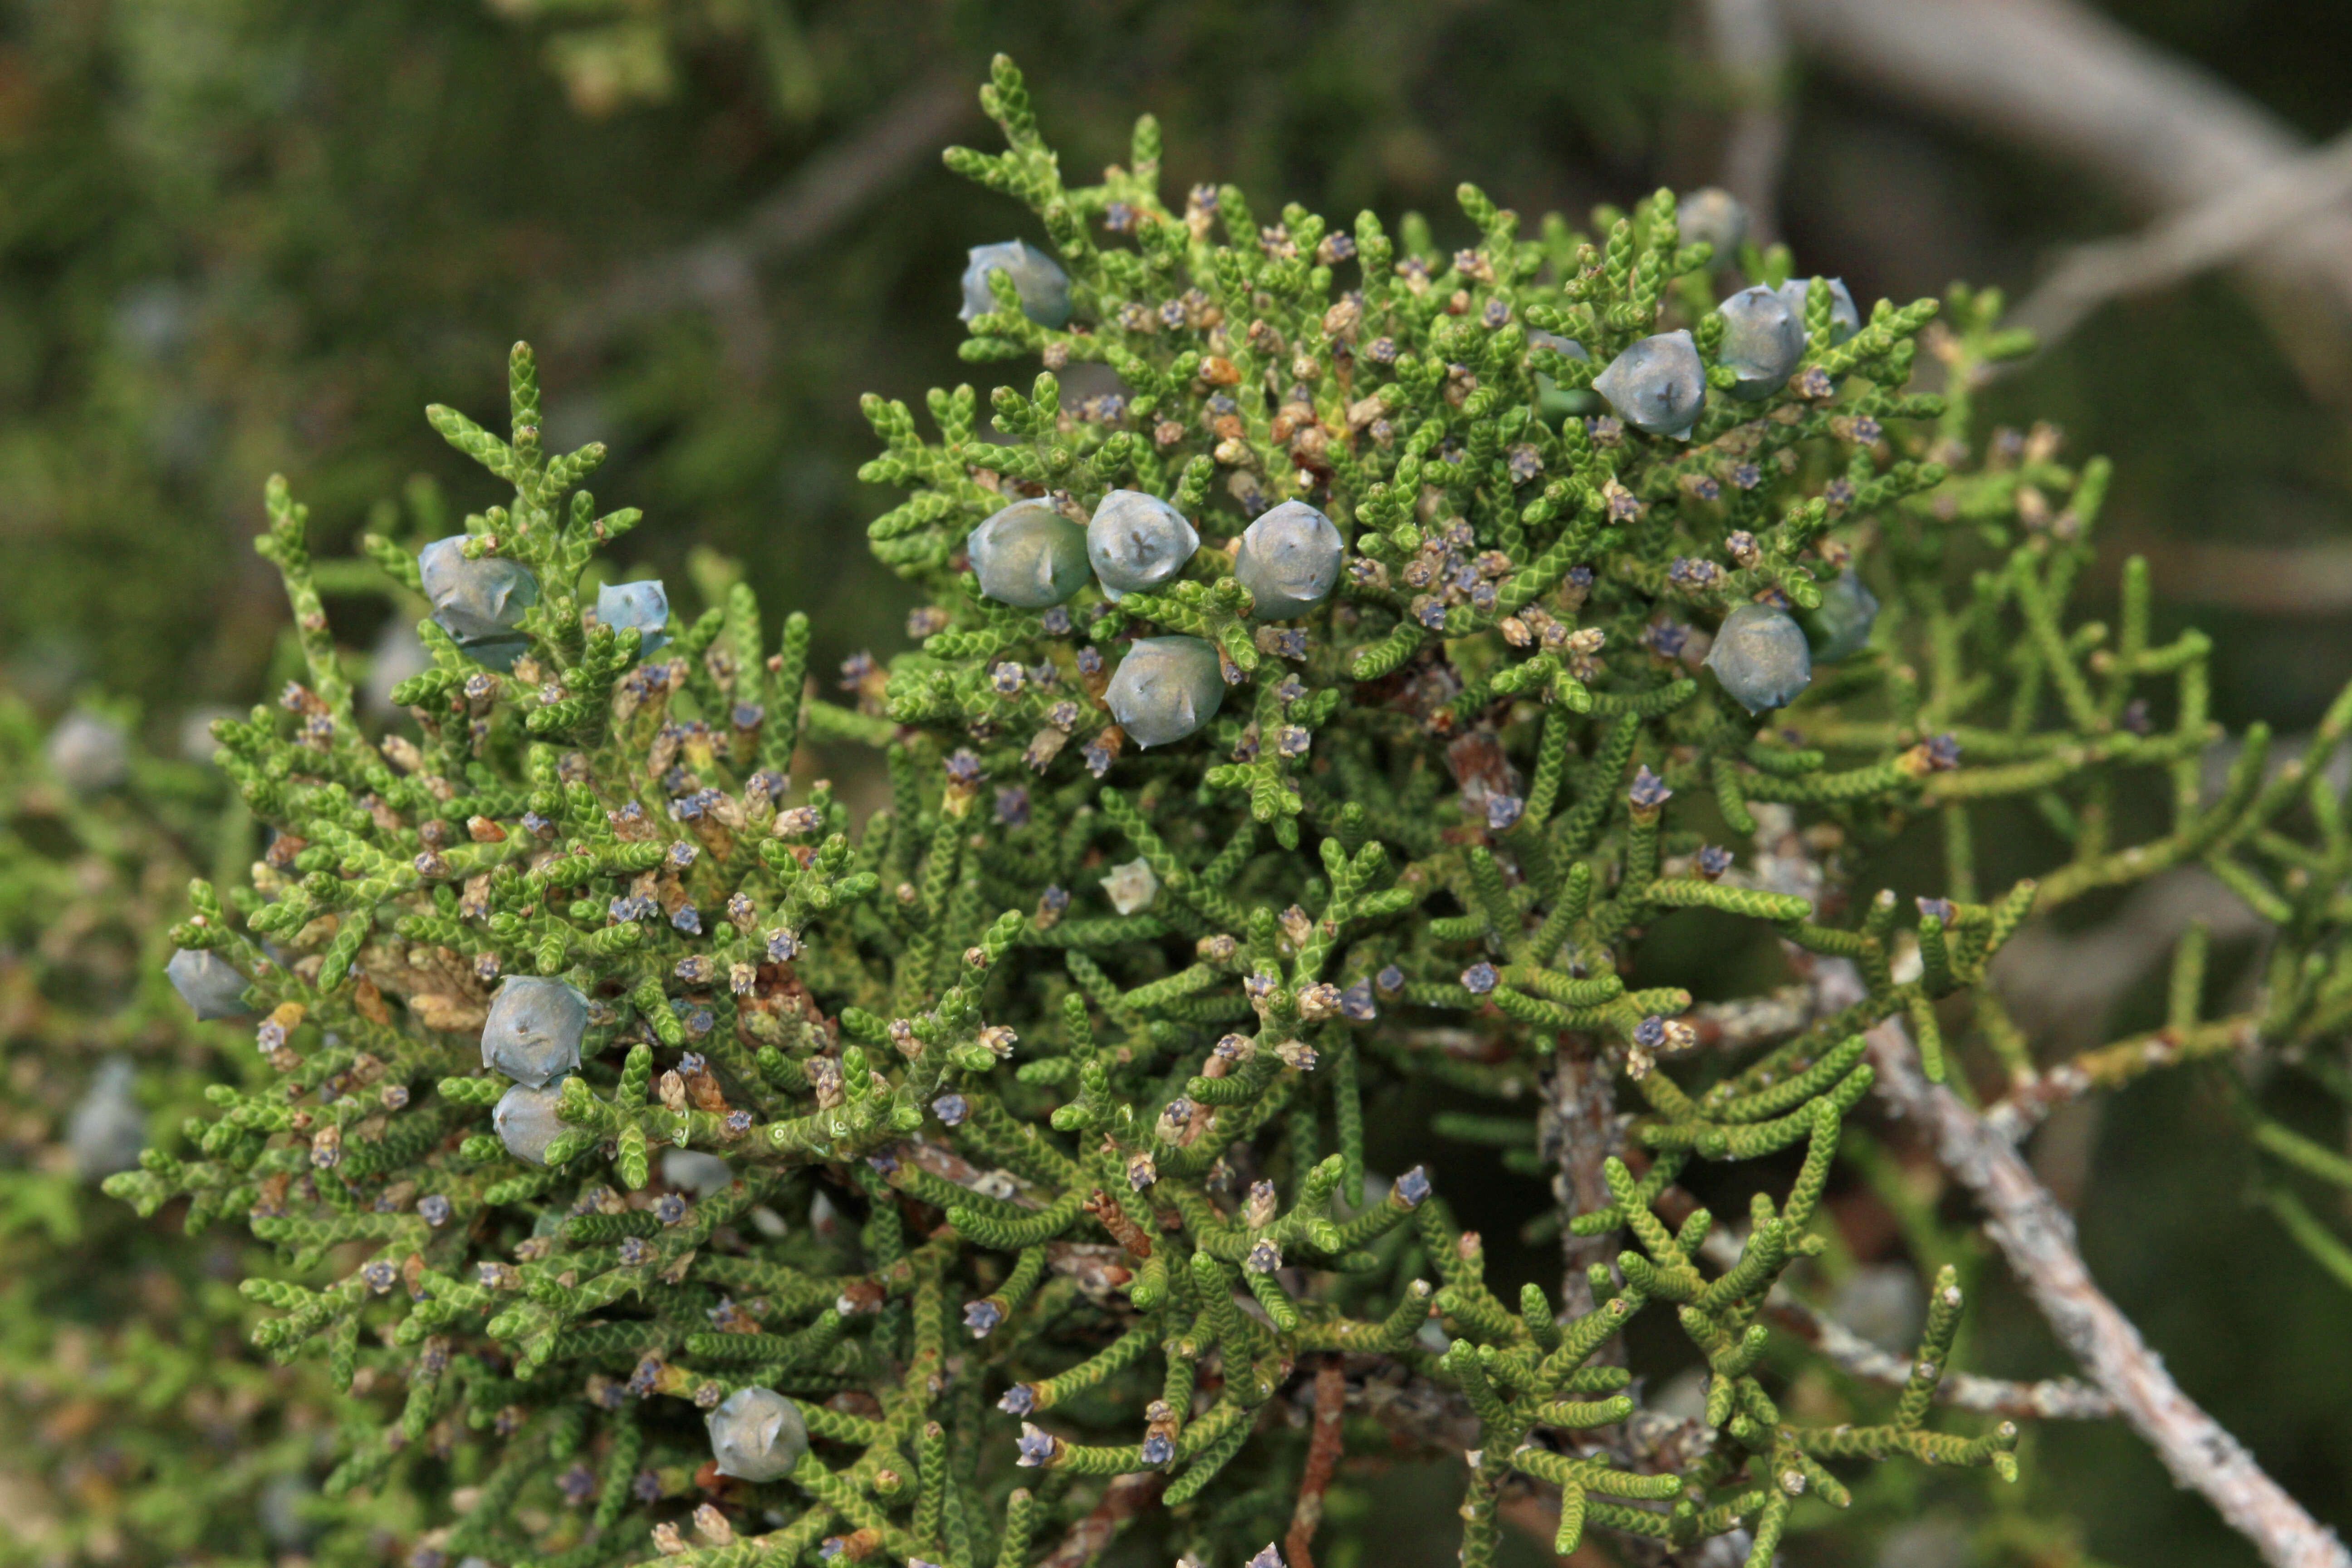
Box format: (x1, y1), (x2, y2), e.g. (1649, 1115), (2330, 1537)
(1705, 601), (1815, 714)
(1102, 633), (1226, 746)
(1590, 327), (1707, 438)
(67, 1056), (147, 1179)
(596, 578), (673, 660)
(1802, 567), (1881, 663)
(1086, 488), (1200, 598)
(1230, 499), (1344, 619)
(44, 707), (129, 790)
(1715, 283), (1808, 401)
(958, 239), (1072, 328)
(966, 495), (1091, 607)
(167, 942), (252, 1019)
(706, 1386), (810, 1483)
(418, 532), (539, 645)
(481, 975), (590, 1086)
(103, 53), (2352, 1568)
(1783, 276), (1862, 346)
(1527, 328), (1590, 363)
(1675, 186), (1749, 258)
(493, 1077), (571, 1166)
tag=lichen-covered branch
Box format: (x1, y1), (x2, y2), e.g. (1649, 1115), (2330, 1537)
(1866, 1014), (2352, 1568)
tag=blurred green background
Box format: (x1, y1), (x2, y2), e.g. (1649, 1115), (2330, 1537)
(3, 1), (2350, 1564)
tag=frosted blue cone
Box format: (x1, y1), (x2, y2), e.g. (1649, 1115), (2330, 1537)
(461, 636), (528, 673)
(419, 534), (539, 645)
(482, 976), (588, 1087)
(167, 946), (250, 1020)
(1676, 187), (1749, 258)
(1802, 570), (1880, 664)
(1715, 284), (1806, 401)
(46, 710), (129, 791)
(1087, 490), (1198, 598)
(1232, 500), (1343, 619)
(1529, 330), (1594, 421)
(1591, 330), (1706, 439)
(493, 1078), (569, 1166)
(1105, 636), (1225, 747)
(707, 1386), (809, 1481)
(968, 499), (1092, 608)
(959, 240), (1072, 328)
(661, 1148), (735, 1197)
(69, 1058), (146, 1179)
(363, 620), (430, 719)
(1705, 603), (1813, 714)
(257, 1474), (316, 1551)
(596, 579), (671, 660)
(1779, 277), (1861, 346)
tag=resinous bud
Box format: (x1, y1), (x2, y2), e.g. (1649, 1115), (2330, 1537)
(1087, 490), (1198, 598)
(1705, 603), (1813, 714)
(959, 240), (1072, 328)
(419, 535), (539, 646)
(1104, 636), (1225, 748)
(1591, 330), (1706, 439)
(707, 1386), (809, 1481)
(481, 977), (588, 1087)
(968, 499), (1091, 608)
(1715, 285), (1806, 401)
(68, 1058), (146, 1179)
(1232, 500), (1343, 620)
(1778, 277), (1861, 345)
(1801, 570), (1879, 663)
(1676, 187), (1749, 257)
(46, 710), (130, 791)
(493, 1078), (569, 1166)
(167, 946), (250, 1020)
(596, 579), (671, 660)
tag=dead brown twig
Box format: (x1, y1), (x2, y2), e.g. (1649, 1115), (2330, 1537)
(1283, 1358), (1349, 1568)
(1037, 1470), (1166, 1568)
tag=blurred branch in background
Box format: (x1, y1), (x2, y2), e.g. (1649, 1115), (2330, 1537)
(561, 67), (977, 373)
(2005, 125), (2352, 360)
(2127, 535), (2352, 613)
(1775, 0), (2352, 399)
(1701, 0), (1793, 244)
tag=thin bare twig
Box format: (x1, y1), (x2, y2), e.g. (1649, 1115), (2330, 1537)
(1038, 1470), (1166, 1568)
(1863, 1011), (2351, 1568)
(1757, 1273), (2115, 1420)
(1669, 1193), (2117, 1419)
(1541, 1034), (1625, 1323)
